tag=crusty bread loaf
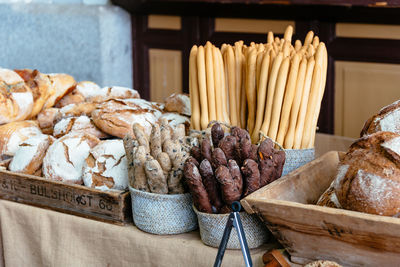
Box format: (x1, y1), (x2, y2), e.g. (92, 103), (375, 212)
(159, 112), (190, 128)
(91, 99), (162, 139)
(15, 69), (54, 118)
(55, 81), (100, 107)
(0, 68), (33, 124)
(44, 73), (76, 108)
(59, 102), (97, 118)
(0, 120), (42, 157)
(42, 133), (100, 184)
(316, 182), (341, 208)
(82, 139), (128, 191)
(361, 99), (400, 136)
(164, 93), (191, 116)
(53, 115), (109, 139)
(304, 260), (342, 267)
(87, 86), (140, 103)
(37, 108), (60, 135)
(9, 134), (53, 175)
(334, 131), (400, 216)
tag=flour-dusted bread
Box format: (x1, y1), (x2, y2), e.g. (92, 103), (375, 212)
(164, 93), (190, 116)
(87, 86), (140, 103)
(333, 131), (400, 216)
(15, 69), (54, 118)
(0, 68), (33, 124)
(91, 98), (162, 138)
(159, 112), (190, 128)
(83, 139), (128, 191)
(55, 81), (100, 107)
(37, 108), (60, 135)
(316, 182), (341, 208)
(9, 134), (53, 175)
(53, 115), (109, 139)
(42, 133), (100, 184)
(44, 73), (76, 108)
(0, 121), (42, 158)
(361, 99), (400, 136)
(59, 102), (97, 118)
(304, 260), (342, 267)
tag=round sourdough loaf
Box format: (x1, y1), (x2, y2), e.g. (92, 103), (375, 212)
(42, 133), (100, 184)
(164, 93), (191, 116)
(37, 108), (60, 135)
(82, 139), (128, 191)
(159, 112), (190, 128)
(53, 115), (109, 139)
(334, 131), (400, 216)
(361, 99), (400, 136)
(0, 120), (42, 157)
(55, 81), (99, 107)
(91, 98), (162, 138)
(0, 68), (33, 124)
(44, 73), (76, 108)
(9, 134), (53, 175)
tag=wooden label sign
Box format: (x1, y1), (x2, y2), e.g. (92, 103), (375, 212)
(0, 170), (132, 225)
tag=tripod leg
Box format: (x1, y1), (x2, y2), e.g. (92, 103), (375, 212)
(213, 213), (234, 267)
(233, 212), (253, 267)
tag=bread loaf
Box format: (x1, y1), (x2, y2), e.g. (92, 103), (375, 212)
(82, 139), (128, 191)
(44, 73), (76, 108)
(42, 133), (100, 184)
(87, 86), (140, 103)
(361, 100), (400, 136)
(158, 112), (190, 129)
(9, 134), (53, 175)
(56, 81), (100, 107)
(334, 132), (400, 216)
(37, 108), (60, 135)
(53, 116), (109, 139)
(164, 93), (191, 116)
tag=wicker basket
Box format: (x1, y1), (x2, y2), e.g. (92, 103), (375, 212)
(193, 206), (269, 249)
(129, 186), (198, 235)
(282, 148), (315, 176)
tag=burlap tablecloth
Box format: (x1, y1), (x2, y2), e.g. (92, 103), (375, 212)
(0, 199), (277, 267)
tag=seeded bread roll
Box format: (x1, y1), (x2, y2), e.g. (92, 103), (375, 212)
(334, 131), (400, 216)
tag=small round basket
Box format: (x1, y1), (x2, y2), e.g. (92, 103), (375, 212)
(129, 186), (198, 235)
(282, 148), (315, 176)
(193, 206), (269, 249)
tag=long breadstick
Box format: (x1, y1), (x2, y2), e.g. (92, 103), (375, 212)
(313, 36), (320, 49)
(234, 42), (243, 123)
(304, 31), (314, 46)
(189, 45), (201, 130)
(300, 63), (322, 149)
(221, 43), (228, 56)
(251, 53), (270, 143)
(196, 46), (209, 129)
(284, 57), (308, 149)
(284, 25), (294, 42)
(256, 50), (265, 95)
(226, 45), (238, 126)
(218, 47), (230, 124)
(267, 31), (274, 44)
(240, 53), (247, 128)
(276, 53), (301, 147)
(267, 56), (290, 142)
(205, 42), (217, 122)
(260, 52), (283, 137)
(295, 40), (302, 51)
(212, 46), (223, 122)
(246, 48), (257, 135)
(283, 42), (290, 58)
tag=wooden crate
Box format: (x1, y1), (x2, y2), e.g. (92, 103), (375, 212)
(241, 151), (400, 266)
(0, 170), (132, 225)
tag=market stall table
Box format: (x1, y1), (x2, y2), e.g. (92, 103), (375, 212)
(0, 199), (276, 267)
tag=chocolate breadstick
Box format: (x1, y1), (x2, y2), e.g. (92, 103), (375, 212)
(201, 138), (212, 163)
(227, 160), (243, 197)
(215, 165), (241, 205)
(218, 135), (238, 161)
(242, 159), (261, 196)
(211, 123), (225, 148)
(211, 147), (228, 169)
(199, 159), (223, 210)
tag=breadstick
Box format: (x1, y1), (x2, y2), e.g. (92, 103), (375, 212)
(240, 53), (247, 128)
(304, 31), (314, 46)
(205, 42), (217, 122)
(279, 39), (285, 51)
(234, 42), (243, 121)
(212, 46), (223, 122)
(196, 46), (209, 129)
(283, 42), (290, 58)
(256, 50), (265, 95)
(267, 56), (290, 142)
(218, 47), (230, 124)
(276, 53), (301, 147)
(301, 64), (322, 148)
(189, 46), (201, 130)
(251, 53), (270, 143)
(293, 58), (315, 149)
(295, 40), (302, 51)
(221, 43), (228, 56)
(284, 57), (308, 149)
(269, 49), (276, 73)
(313, 36), (320, 49)
(284, 25), (294, 42)
(267, 31), (274, 44)
(307, 44), (315, 59)
(246, 48), (257, 135)
(260, 52), (283, 137)
(226, 45), (238, 126)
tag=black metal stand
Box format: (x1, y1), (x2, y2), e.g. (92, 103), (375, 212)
(213, 202), (253, 267)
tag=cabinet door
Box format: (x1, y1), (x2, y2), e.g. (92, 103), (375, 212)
(335, 61), (400, 138)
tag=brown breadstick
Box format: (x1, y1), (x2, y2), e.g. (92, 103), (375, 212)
(189, 45), (201, 130)
(284, 25), (294, 42)
(240, 53), (247, 129)
(212, 46), (223, 122)
(267, 56), (290, 143)
(293, 57), (315, 149)
(226, 45), (238, 126)
(284, 57), (308, 149)
(267, 31), (274, 44)
(205, 42), (217, 122)
(197, 46), (209, 129)
(304, 31), (314, 46)
(260, 52), (283, 137)
(294, 40), (302, 51)
(150, 123), (162, 158)
(276, 53), (301, 147)
(251, 53), (271, 143)
(246, 48), (257, 135)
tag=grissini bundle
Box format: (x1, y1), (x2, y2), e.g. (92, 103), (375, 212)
(189, 45), (201, 130)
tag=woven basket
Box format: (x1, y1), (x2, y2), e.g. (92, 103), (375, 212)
(193, 206), (269, 249)
(282, 148), (315, 176)
(129, 186), (198, 235)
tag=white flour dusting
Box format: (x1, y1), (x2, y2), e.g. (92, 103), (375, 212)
(333, 164), (350, 191)
(75, 81), (101, 99)
(376, 108), (400, 134)
(11, 91), (34, 120)
(6, 126), (42, 156)
(381, 136), (400, 158)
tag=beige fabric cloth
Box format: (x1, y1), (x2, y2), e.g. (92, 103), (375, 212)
(0, 200), (275, 267)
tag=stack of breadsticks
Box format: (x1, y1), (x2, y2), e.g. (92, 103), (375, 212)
(189, 25), (328, 149)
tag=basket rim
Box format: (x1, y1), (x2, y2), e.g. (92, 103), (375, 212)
(129, 185), (190, 199)
(283, 147), (315, 152)
(192, 204), (248, 218)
